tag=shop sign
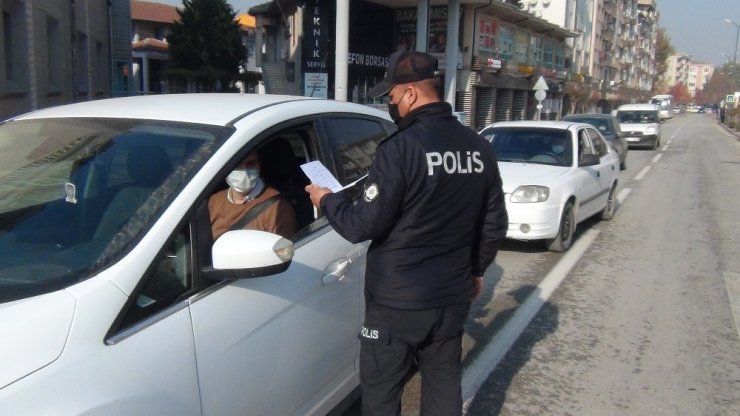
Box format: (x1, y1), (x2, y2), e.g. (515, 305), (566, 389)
(302, 0), (329, 73)
(518, 64), (534, 75)
(304, 73), (328, 98)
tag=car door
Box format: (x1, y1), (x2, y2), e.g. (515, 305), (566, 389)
(574, 127), (603, 220)
(586, 128), (618, 205)
(189, 116), (390, 416)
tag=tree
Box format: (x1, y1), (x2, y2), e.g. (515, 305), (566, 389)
(670, 82), (691, 104)
(702, 65), (736, 104)
(652, 27), (674, 93)
(167, 0), (247, 92)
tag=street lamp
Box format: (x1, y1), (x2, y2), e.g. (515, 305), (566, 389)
(724, 19), (740, 66)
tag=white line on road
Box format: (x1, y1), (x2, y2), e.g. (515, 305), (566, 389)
(461, 229), (601, 413)
(617, 188), (631, 205)
(660, 145), (669, 151)
(634, 165), (651, 181)
(652, 154), (663, 163)
(667, 139), (673, 144)
(723, 272), (740, 338)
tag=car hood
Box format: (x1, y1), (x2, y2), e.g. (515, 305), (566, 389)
(0, 290), (76, 389)
(619, 123), (657, 133)
(498, 162), (569, 194)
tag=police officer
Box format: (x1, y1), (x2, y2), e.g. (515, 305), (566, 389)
(305, 51), (508, 416)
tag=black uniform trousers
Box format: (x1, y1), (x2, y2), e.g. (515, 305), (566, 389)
(359, 300), (471, 416)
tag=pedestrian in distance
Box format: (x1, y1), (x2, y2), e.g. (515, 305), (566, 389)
(305, 50), (508, 416)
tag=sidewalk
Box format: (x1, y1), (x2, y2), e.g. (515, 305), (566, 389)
(718, 120), (740, 141)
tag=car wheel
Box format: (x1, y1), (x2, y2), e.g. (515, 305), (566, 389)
(600, 184), (617, 221)
(546, 201), (575, 252)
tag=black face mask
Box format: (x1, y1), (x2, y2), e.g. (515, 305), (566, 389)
(388, 103), (402, 124)
(388, 90), (407, 125)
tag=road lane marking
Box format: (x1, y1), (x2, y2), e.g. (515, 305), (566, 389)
(652, 154), (663, 163)
(667, 139), (673, 144)
(723, 272), (740, 338)
(660, 145), (669, 151)
(461, 229), (601, 413)
(617, 188), (631, 205)
(634, 166), (651, 181)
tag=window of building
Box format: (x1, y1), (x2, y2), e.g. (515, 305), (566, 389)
(498, 25), (513, 60)
(75, 32), (89, 95)
(477, 16), (495, 54)
(513, 29), (528, 64)
(46, 16), (62, 91)
(543, 39), (554, 68)
(529, 35), (542, 66)
(3, 11), (11, 81)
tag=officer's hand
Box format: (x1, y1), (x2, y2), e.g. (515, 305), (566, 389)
(305, 183), (333, 208)
(473, 276), (484, 300)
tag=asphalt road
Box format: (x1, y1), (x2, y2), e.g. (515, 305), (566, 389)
(345, 113), (740, 415)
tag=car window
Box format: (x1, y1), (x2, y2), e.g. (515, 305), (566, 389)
(617, 110), (658, 124)
(578, 129), (595, 161)
(115, 222), (193, 332)
(322, 117), (391, 185)
(0, 118), (227, 304)
(586, 128), (608, 157)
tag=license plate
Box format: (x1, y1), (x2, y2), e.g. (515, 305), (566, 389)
(627, 137), (640, 142)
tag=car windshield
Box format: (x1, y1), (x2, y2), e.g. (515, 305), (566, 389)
(617, 111), (658, 124)
(481, 127), (573, 167)
(0, 117), (231, 303)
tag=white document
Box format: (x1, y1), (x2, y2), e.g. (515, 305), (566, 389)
(300, 161), (368, 193)
(300, 161), (343, 192)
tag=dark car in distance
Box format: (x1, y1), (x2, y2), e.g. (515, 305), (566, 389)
(562, 113), (628, 170)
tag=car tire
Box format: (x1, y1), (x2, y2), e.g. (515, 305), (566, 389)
(600, 184), (617, 221)
(546, 201), (575, 252)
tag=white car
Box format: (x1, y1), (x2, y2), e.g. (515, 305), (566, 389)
(615, 103), (662, 150)
(479, 120), (620, 251)
(0, 94), (396, 415)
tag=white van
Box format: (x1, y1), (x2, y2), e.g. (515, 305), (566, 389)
(615, 103), (662, 150)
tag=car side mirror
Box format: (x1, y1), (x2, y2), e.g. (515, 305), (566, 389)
(579, 154), (600, 167)
(203, 230), (294, 280)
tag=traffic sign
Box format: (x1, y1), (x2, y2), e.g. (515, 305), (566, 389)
(727, 94), (735, 103)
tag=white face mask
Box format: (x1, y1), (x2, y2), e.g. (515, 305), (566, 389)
(226, 168), (260, 194)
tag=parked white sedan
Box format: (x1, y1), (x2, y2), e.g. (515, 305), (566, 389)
(0, 94), (395, 415)
(479, 121), (620, 251)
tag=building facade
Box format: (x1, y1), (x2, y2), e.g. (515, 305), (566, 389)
(0, 0), (130, 121)
(666, 54), (715, 99)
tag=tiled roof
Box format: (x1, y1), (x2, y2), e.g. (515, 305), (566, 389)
(132, 37), (169, 52)
(131, 0), (180, 24)
(237, 13), (255, 28)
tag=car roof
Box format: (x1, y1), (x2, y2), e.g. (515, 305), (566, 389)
(485, 120), (587, 130)
(10, 94), (386, 126)
(562, 113), (614, 119)
(617, 103), (659, 111)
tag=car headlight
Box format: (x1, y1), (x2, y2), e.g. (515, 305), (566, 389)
(645, 126), (657, 134)
(510, 185), (549, 203)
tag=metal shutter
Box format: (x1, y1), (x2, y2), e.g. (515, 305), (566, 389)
(475, 87), (495, 131)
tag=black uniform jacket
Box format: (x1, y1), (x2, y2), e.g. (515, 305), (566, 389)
(321, 102), (508, 310)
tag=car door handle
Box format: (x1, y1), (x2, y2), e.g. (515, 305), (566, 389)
(322, 258), (351, 285)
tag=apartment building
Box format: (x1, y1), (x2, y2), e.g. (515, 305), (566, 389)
(666, 54), (715, 98)
(522, 0), (658, 112)
(0, 0), (130, 121)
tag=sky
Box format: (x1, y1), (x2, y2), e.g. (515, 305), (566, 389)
(658, 0), (740, 66)
(153, 0), (740, 66)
